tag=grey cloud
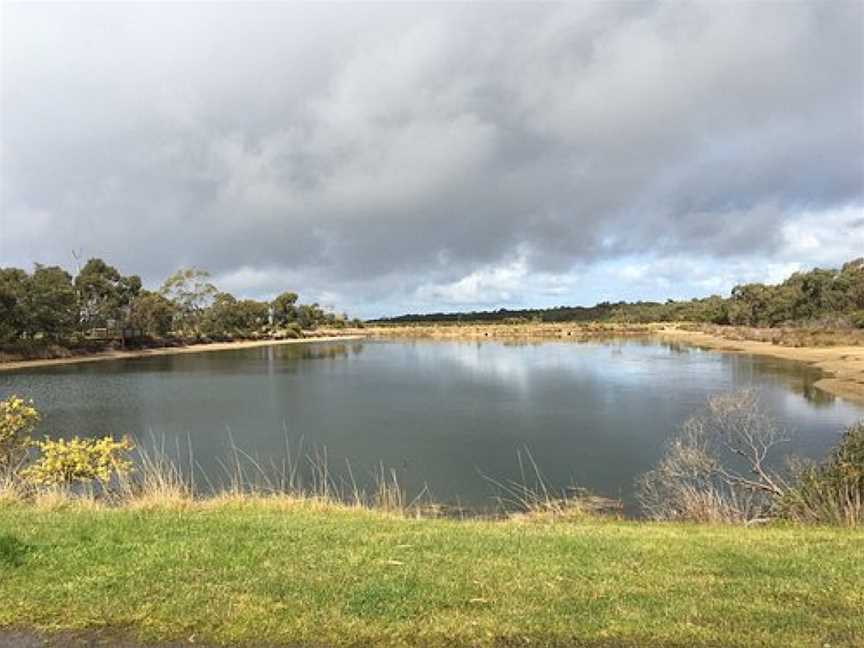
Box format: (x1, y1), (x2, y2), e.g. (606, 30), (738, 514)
(1, 2), (862, 314)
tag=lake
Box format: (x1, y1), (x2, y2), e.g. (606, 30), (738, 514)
(2, 338), (862, 511)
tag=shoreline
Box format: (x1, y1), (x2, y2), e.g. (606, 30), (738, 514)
(658, 326), (864, 406)
(4, 324), (863, 407)
(0, 335), (364, 372)
(366, 322), (864, 406)
(361, 322), (662, 339)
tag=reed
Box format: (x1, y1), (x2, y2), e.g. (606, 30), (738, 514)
(1, 433), (618, 522)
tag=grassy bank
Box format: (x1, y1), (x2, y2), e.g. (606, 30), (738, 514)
(1, 499), (863, 647)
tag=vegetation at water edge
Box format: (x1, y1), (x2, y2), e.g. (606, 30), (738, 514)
(376, 258), (864, 329)
(0, 258), (363, 360)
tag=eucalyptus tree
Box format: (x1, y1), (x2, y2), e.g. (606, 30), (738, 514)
(128, 290), (176, 337)
(75, 258), (141, 333)
(26, 265), (78, 340)
(159, 268), (218, 337)
(203, 292), (270, 338)
(0, 268), (29, 342)
(271, 291), (299, 326)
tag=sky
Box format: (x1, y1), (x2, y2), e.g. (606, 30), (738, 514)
(1, 2), (863, 319)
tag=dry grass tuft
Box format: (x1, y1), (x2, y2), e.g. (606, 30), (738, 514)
(0, 473), (22, 506)
(681, 323), (864, 348)
(481, 448), (623, 523)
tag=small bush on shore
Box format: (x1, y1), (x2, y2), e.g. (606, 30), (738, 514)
(637, 391), (788, 523)
(639, 390), (864, 525)
(275, 322), (303, 339)
(779, 422), (864, 525)
(21, 436), (133, 486)
(1, 395), (133, 490)
(0, 395), (39, 471)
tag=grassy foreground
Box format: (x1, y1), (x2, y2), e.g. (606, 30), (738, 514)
(1, 500), (863, 647)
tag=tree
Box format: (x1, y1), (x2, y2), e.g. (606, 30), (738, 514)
(843, 260), (864, 328)
(202, 293), (269, 338)
(0, 268), (30, 342)
(233, 299), (269, 334)
(201, 292), (239, 337)
(696, 295), (730, 325)
(2, 258), (363, 345)
(839, 258), (864, 310)
(128, 291), (175, 337)
(25, 265), (78, 340)
(159, 268), (217, 337)
(271, 291), (299, 326)
(297, 303), (325, 330)
(728, 283), (772, 326)
(75, 258), (141, 332)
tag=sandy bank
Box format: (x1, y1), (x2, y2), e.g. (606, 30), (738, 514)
(361, 322), (661, 339)
(0, 336), (364, 372)
(658, 327), (864, 406)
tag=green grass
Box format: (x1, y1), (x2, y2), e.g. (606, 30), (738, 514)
(1, 500), (862, 647)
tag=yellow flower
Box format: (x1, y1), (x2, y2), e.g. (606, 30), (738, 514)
(0, 395), (40, 468)
(22, 435), (134, 485)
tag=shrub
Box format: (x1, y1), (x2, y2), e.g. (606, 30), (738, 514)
(779, 422), (864, 525)
(21, 436), (133, 486)
(0, 395), (39, 471)
(637, 390), (788, 522)
(277, 322), (303, 339)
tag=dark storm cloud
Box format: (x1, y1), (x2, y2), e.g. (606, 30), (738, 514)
(1, 2), (862, 314)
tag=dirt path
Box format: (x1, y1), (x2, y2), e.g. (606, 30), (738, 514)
(658, 327), (864, 406)
(0, 336), (363, 373)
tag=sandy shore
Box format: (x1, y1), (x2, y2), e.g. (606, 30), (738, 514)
(0, 336), (364, 372)
(361, 322), (661, 339)
(658, 327), (864, 406)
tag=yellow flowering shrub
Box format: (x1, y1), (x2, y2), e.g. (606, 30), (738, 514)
(0, 395), (39, 470)
(22, 436), (134, 485)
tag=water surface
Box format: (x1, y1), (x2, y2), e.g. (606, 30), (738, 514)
(2, 338), (861, 510)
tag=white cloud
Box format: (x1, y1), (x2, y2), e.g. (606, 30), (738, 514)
(780, 205), (864, 267)
(416, 257), (529, 305)
(1, 3), (861, 317)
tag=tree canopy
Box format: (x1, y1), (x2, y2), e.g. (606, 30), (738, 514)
(375, 259), (864, 329)
(75, 258), (141, 331)
(0, 258), (353, 346)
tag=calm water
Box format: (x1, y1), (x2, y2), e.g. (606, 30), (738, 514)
(2, 338), (862, 509)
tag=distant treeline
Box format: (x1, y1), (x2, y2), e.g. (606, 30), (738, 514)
(0, 258), (360, 346)
(375, 259), (864, 328)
